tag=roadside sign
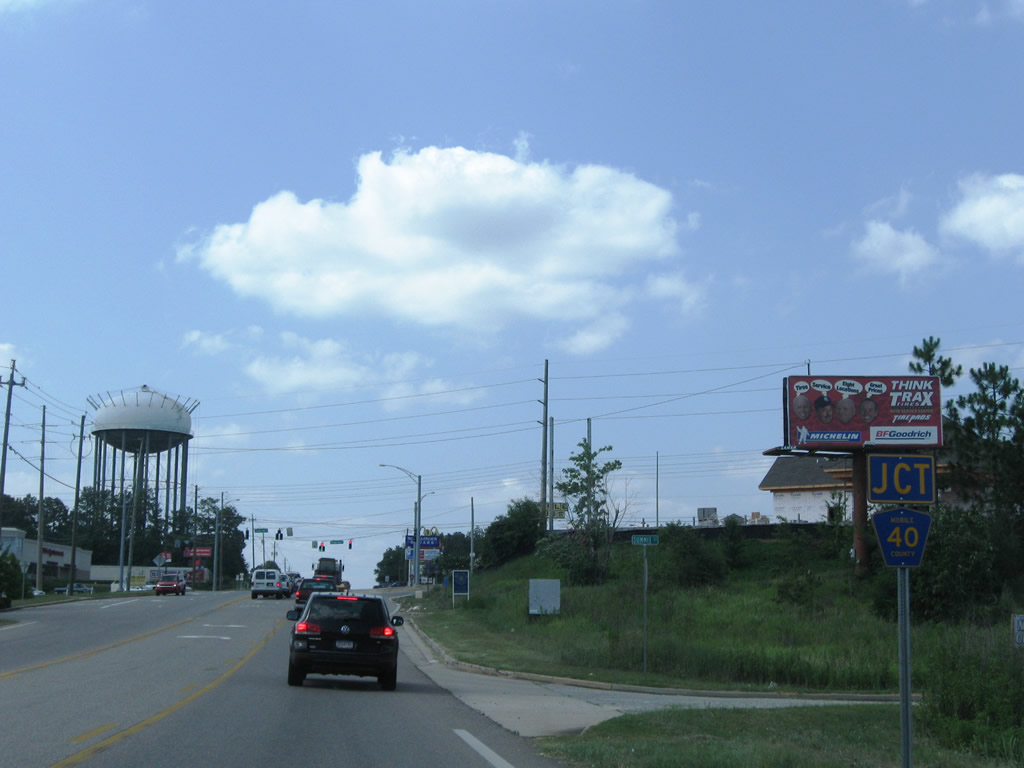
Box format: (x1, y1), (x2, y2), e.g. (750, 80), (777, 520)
(632, 535), (659, 546)
(872, 508), (932, 567)
(453, 570), (469, 596)
(406, 535), (440, 547)
(194, 546), (212, 558)
(867, 454), (936, 504)
(1014, 615), (1024, 649)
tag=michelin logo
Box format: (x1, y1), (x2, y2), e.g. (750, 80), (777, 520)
(871, 427), (939, 443)
(797, 428), (860, 445)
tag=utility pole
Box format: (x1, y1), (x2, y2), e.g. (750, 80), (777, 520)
(35, 406), (45, 591)
(68, 414), (85, 593)
(539, 359), (548, 513)
(548, 416), (555, 530)
(215, 492), (223, 592)
(0, 359), (27, 530)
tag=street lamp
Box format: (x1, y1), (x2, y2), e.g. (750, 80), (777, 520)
(380, 464), (422, 585)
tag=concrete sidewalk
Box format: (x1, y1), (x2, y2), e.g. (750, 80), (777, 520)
(398, 615), (893, 738)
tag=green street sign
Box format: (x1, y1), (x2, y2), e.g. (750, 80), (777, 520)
(632, 534), (659, 546)
(330, 540), (344, 545)
(254, 528), (268, 533)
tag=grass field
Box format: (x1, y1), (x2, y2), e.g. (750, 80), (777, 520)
(398, 538), (1023, 767)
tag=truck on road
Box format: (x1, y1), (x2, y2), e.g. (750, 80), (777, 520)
(314, 557), (343, 584)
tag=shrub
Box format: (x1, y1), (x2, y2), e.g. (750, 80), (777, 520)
(921, 626), (1024, 763)
(650, 523), (726, 590)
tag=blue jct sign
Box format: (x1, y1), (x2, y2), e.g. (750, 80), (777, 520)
(872, 508), (933, 568)
(867, 454), (935, 504)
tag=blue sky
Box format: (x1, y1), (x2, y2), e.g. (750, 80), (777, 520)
(2, 0), (1023, 587)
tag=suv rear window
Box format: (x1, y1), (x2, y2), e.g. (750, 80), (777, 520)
(254, 571), (267, 579)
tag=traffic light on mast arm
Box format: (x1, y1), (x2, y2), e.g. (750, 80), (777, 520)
(348, 539), (352, 549)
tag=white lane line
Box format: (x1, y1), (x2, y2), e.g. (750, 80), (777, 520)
(453, 729), (516, 768)
(203, 624), (246, 628)
(0, 621), (38, 632)
(178, 635), (231, 640)
(100, 599), (140, 609)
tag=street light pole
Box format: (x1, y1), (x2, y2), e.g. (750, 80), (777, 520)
(380, 464), (422, 586)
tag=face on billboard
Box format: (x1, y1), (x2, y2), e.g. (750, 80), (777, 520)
(783, 376), (942, 449)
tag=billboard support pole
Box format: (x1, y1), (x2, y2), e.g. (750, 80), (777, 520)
(853, 451), (869, 577)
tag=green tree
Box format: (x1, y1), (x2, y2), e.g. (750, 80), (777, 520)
(477, 498), (546, 569)
(435, 531), (472, 574)
(0, 550), (23, 606)
(375, 545), (407, 585)
(944, 362), (1024, 594)
(554, 439), (623, 585)
(909, 335), (963, 388)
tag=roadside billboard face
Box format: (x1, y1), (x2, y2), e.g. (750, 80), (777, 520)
(783, 375), (941, 449)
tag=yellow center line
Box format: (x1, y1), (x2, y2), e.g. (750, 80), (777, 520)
(70, 724), (117, 744)
(49, 619), (285, 768)
(0, 595), (249, 681)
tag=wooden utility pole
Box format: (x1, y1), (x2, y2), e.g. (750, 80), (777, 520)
(0, 359), (27, 530)
(35, 406), (45, 591)
(539, 359), (548, 512)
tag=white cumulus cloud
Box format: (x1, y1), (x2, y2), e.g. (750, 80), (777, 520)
(941, 173), (1024, 261)
(180, 144), (686, 352)
(851, 221), (939, 285)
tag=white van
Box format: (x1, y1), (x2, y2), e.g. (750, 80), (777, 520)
(251, 569), (285, 599)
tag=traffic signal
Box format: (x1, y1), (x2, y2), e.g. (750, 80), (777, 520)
(348, 539), (352, 549)
(245, 529), (249, 540)
(275, 529), (283, 540)
(319, 542), (325, 552)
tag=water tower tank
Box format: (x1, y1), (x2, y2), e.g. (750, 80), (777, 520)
(91, 385), (195, 452)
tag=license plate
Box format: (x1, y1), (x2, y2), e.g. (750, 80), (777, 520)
(335, 640), (354, 650)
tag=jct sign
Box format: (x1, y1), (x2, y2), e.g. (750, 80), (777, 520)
(867, 454), (935, 504)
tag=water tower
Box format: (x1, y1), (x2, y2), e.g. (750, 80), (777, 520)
(88, 385), (198, 588)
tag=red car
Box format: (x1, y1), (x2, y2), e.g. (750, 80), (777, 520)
(155, 577), (186, 596)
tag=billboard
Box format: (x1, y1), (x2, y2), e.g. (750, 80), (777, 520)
(783, 375), (941, 450)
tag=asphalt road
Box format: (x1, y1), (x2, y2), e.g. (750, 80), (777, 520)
(0, 592), (566, 768)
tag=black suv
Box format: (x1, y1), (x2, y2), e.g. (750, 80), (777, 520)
(285, 593), (404, 690)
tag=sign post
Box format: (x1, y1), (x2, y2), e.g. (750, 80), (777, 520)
(873, 507), (932, 768)
(632, 534), (659, 678)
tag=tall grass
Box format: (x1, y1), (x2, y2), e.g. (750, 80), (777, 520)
(412, 542), (1018, 690)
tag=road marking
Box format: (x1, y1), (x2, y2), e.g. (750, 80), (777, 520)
(0, 595), (250, 681)
(48, 620), (285, 768)
(70, 724), (117, 743)
(454, 729), (515, 768)
(0, 621), (38, 632)
(178, 635), (231, 640)
(100, 599), (139, 609)
(203, 623), (245, 628)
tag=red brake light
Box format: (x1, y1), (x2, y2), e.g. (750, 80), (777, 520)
(370, 626), (396, 639)
(335, 595), (358, 601)
(295, 621), (321, 634)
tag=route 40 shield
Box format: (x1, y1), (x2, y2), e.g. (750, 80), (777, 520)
(872, 508), (933, 568)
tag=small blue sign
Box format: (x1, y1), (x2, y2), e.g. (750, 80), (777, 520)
(453, 570), (469, 595)
(867, 454), (936, 504)
(872, 508), (933, 568)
